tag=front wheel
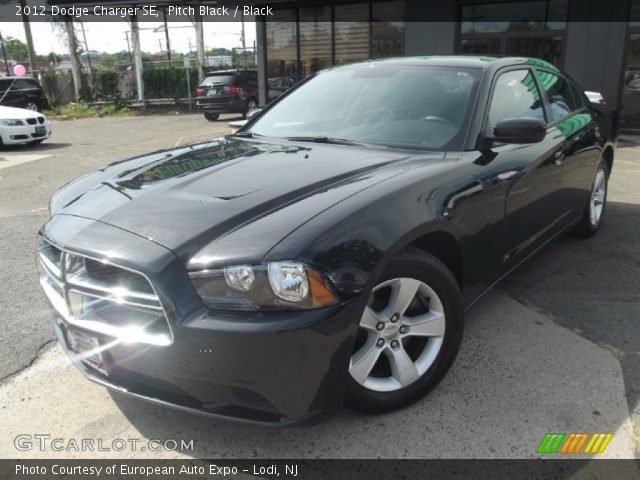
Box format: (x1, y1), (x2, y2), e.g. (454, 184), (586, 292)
(346, 248), (464, 413)
(203, 112), (219, 122)
(572, 159), (609, 238)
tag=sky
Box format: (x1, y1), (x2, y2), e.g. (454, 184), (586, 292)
(0, 21), (257, 55)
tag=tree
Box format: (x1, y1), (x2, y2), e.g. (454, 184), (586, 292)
(63, 18), (82, 102)
(3, 37), (29, 63)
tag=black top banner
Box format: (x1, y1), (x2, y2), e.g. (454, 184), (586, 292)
(0, 0), (636, 22)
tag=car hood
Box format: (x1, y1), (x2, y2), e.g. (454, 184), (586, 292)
(51, 137), (443, 264)
(0, 105), (40, 119)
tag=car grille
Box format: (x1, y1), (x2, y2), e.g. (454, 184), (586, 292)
(37, 236), (172, 346)
(38, 116), (44, 124)
(26, 118), (36, 125)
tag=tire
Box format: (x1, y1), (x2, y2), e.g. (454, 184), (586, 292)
(346, 247), (464, 413)
(25, 102), (39, 112)
(572, 158), (609, 238)
(204, 112), (219, 122)
(243, 97), (259, 119)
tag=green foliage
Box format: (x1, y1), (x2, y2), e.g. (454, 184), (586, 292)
(142, 67), (198, 99)
(3, 37), (29, 63)
(44, 101), (131, 119)
(96, 71), (119, 99)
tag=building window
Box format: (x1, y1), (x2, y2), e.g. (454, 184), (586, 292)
(459, 0), (567, 65)
(372, 1), (405, 58)
(263, 1), (406, 99)
(621, 1), (640, 129)
(266, 9), (298, 101)
(299, 6), (332, 78)
(335, 3), (370, 65)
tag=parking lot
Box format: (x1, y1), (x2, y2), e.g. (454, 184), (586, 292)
(0, 115), (638, 459)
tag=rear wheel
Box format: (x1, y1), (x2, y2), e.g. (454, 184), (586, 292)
(204, 112), (219, 122)
(346, 248), (464, 413)
(573, 159), (609, 238)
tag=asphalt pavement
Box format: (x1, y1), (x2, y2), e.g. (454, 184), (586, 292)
(0, 114), (638, 459)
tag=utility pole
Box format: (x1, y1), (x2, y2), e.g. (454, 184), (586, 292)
(79, 21), (93, 83)
(64, 16), (82, 102)
(0, 32), (9, 74)
(19, 0), (37, 74)
(163, 8), (172, 66)
(192, 7), (205, 81)
(124, 31), (133, 66)
(130, 16), (144, 104)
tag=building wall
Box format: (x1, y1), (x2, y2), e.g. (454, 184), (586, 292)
(404, 1), (457, 56)
(258, 0), (632, 115)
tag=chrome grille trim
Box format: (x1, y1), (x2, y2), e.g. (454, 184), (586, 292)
(37, 235), (173, 346)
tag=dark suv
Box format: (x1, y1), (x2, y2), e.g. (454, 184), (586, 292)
(196, 69), (259, 121)
(0, 77), (48, 112)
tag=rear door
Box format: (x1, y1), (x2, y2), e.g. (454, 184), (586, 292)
(533, 68), (601, 219)
(485, 67), (569, 264)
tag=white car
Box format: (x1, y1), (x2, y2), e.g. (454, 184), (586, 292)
(0, 105), (51, 146)
(585, 91), (606, 105)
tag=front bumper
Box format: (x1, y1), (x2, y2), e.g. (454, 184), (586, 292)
(39, 214), (360, 425)
(0, 122), (51, 144)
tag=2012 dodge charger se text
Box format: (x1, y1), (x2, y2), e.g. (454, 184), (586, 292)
(37, 56), (614, 425)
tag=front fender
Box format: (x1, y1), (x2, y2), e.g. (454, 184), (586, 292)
(264, 164), (465, 301)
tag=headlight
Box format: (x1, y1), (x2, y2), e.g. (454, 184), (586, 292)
(189, 261), (338, 310)
(0, 119), (24, 126)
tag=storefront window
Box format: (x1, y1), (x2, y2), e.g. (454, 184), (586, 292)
(266, 9), (298, 102)
(461, 0), (567, 34)
(459, 0), (566, 67)
(300, 6), (332, 78)
(335, 3), (370, 65)
(621, 33), (640, 129)
(372, 1), (405, 58)
(264, 1), (406, 98)
(505, 36), (563, 65)
(461, 38), (501, 55)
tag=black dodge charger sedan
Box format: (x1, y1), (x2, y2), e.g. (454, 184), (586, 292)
(37, 56), (614, 425)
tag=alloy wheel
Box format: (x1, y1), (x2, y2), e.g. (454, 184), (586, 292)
(349, 277), (446, 392)
(26, 102), (38, 111)
(589, 168), (607, 227)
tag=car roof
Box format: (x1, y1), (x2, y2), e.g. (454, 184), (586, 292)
(204, 69), (257, 76)
(332, 55), (560, 72)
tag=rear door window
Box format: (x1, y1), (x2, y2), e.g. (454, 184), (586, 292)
(534, 70), (580, 121)
(199, 74), (235, 86)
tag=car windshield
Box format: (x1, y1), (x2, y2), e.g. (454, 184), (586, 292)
(248, 64), (482, 150)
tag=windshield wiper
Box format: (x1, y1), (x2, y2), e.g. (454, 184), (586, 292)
(284, 136), (373, 147)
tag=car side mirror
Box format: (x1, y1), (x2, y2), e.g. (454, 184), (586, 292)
(246, 108), (263, 121)
(491, 117), (546, 144)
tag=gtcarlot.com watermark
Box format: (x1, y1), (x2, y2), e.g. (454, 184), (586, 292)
(14, 434), (194, 452)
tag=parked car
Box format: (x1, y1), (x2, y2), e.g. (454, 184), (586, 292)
(0, 76), (48, 112)
(38, 56), (614, 424)
(0, 105), (51, 146)
(196, 69), (259, 121)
